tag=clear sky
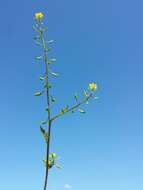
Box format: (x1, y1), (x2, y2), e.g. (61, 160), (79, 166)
(0, 0), (143, 190)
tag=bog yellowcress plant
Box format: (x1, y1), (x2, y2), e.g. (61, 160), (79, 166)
(33, 12), (98, 190)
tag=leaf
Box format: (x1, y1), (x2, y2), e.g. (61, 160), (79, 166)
(61, 106), (69, 114)
(50, 153), (57, 159)
(86, 101), (89, 104)
(51, 96), (56, 103)
(48, 58), (56, 64)
(74, 94), (78, 102)
(55, 164), (62, 169)
(46, 48), (52, 52)
(34, 40), (41, 46)
(43, 159), (49, 167)
(48, 40), (54, 44)
(51, 72), (59, 77)
(45, 107), (50, 112)
(35, 56), (43, 60)
(48, 160), (54, 169)
(44, 83), (52, 89)
(78, 108), (86, 114)
(32, 26), (38, 32)
(41, 120), (47, 125)
(40, 127), (48, 143)
(40, 126), (45, 134)
(50, 58), (56, 62)
(71, 109), (75, 113)
(39, 76), (45, 81)
(33, 36), (40, 41)
(43, 159), (47, 166)
(61, 108), (66, 114)
(84, 90), (89, 97)
(34, 92), (42, 96)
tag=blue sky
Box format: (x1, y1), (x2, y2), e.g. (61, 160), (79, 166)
(0, 0), (143, 190)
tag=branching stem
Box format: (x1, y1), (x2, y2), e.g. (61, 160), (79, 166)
(51, 94), (92, 123)
(39, 28), (52, 190)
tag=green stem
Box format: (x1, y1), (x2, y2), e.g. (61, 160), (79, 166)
(39, 29), (51, 190)
(51, 94), (92, 122)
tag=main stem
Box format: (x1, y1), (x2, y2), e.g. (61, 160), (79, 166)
(43, 60), (51, 190)
(40, 30), (51, 190)
(44, 56), (51, 190)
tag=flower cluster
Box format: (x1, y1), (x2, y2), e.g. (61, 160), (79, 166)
(35, 12), (44, 20)
(88, 83), (97, 91)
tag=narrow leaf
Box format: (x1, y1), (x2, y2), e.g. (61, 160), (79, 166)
(74, 94), (78, 102)
(40, 126), (45, 134)
(45, 107), (49, 112)
(48, 58), (56, 64)
(50, 58), (56, 62)
(78, 108), (86, 114)
(40, 127), (48, 143)
(41, 120), (47, 125)
(71, 109), (75, 113)
(34, 92), (42, 96)
(51, 96), (56, 103)
(84, 90), (89, 97)
(44, 83), (52, 89)
(48, 40), (54, 44)
(51, 72), (59, 77)
(39, 76), (45, 81)
(35, 56), (43, 60)
(50, 153), (57, 159)
(55, 164), (62, 169)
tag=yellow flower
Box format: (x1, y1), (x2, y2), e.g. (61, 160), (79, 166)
(88, 83), (97, 91)
(35, 12), (44, 20)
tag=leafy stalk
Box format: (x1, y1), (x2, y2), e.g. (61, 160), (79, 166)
(37, 22), (52, 190)
(51, 94), (93, 122)
(33, 12), (98, 190)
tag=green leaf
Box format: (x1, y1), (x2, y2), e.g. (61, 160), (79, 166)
(46, 48), (52, 52)
(61, 108), (66, 114)
(48, 58), (56, 64)
(48, 40), (54, 44)
(35, 56), (43, 60)
(34, 92), (42, 96)
(34, 41), (41, 46)
(40, 127), (48, 143)
(43, 159), (47, 166)
(44, 83), (52, 89)
(41, 120), (47, 125)
(33, 36), (40, 41)
(51, 72), (59, 77)
(78, 108), (86, 114)
(40, 126), (45, 134)
(45, 107), (49, 112)
(39, 76), (45, 81)
(84, 90), (89, 97)
(48, 160), (54, 169)
(61, 106), (69, 114)
(55, 164), (62, 169)
(86, 101), (89, 104)
(51, 96), (56, 103)
(50, 153), (57, 159)
(71, 109), (75, 113)
(50, 58), (56, 62)
(74, 94), (78, 102)
(32, 26), (38, 32)
(94, 96), (99, 100)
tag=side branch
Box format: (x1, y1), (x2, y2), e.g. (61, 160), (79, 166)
(51, 94), (93, 122)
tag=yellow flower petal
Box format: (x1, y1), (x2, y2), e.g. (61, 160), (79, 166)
(88, 83), (97, 91)
(35, 12), (44, 20)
